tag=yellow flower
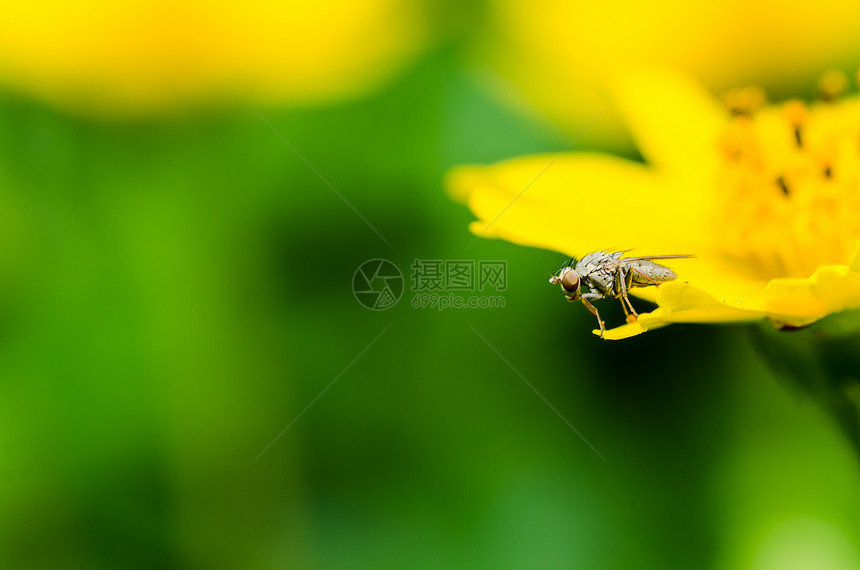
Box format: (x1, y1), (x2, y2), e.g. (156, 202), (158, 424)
(447, 68), (860, 339)
(475, 0), (860, 148)
(0, 1), (428, 116)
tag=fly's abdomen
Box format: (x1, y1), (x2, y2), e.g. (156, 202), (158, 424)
(629, 261), (677, 285)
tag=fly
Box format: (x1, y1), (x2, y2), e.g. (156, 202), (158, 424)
(549, 251), (694, 338)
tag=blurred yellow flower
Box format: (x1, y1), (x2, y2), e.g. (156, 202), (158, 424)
(448, 68), (860, 339)
(475, 0), (860, 147)
(0, 1), (428, 116)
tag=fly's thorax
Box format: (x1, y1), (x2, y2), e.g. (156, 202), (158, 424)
(577, 251), (619, 274)
(581, 270), (610, 295)
(573, 252), (617, 296)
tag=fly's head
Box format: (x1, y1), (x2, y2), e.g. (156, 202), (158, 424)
(549, 258), (581, 301)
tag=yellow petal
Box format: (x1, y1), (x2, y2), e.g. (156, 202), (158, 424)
(661, 260), (860, 327)
(478, 0), (860, 146)
(0, 1), (428, 115)
(655, 281), (766, 323)
(597, 309), (671, 340)
(657, 252), (770, 312)
(611, 67), (726, 179)
(622, 264), (860, 335)
(447, 153), (709, 256)
(850, 241), (860, 273)
(763, 265), (860, 326)
(596, 321), (647, 340)
(598, 280), (768, 339)
(624, 252), (764, 308)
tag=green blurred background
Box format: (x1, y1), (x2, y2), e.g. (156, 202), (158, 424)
(1, 5), (860, 569)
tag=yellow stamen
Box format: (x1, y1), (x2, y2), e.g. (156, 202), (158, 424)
(818, 69), (849, 102)
(722, 86), (767, 116)
(713, 92), (860, 280)
(783, 100), (807, 147)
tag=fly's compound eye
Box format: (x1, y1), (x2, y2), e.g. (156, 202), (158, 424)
(560, 270), (580, 294)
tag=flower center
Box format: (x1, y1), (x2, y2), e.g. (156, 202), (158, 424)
(715, 77), (860, 280)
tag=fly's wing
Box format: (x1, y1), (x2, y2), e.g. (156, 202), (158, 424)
(618, 254), (695, 262)
(618, 255), (694, 286)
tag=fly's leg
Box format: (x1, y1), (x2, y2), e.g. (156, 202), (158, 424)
(611, 268), (638, 323)
(580, 293), (606, 338)
(618, 269), (639, 322)
(618, 295), (631, 319)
